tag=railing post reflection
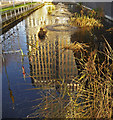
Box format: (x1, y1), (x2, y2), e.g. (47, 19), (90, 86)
(55, 36), (60, 79)
(47, 41), (51, 80)
(44, 42), (48, 81)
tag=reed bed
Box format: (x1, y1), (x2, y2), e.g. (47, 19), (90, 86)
(69, 6), (104, 28)
(65, 36), (113, 118)
(27, 36), (113, 118)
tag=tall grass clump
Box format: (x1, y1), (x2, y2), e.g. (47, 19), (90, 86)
(69, 6), (104, 28)
(65, 36), (113, 118)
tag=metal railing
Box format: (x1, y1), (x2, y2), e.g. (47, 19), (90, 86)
(1, 3), (42, 23)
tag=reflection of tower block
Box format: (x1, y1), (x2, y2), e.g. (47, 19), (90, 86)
(27, 33), (77, 89)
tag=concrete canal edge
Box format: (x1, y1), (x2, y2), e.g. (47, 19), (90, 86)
(0, 3), (45, 35)
(81, 2), (113, 22)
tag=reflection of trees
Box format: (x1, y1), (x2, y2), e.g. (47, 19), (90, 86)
(55, 36), (59, 79)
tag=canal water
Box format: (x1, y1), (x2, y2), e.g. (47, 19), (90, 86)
(1, 3), (113, 118)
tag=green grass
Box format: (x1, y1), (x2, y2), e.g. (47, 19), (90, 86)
(1, 2), (37, 13)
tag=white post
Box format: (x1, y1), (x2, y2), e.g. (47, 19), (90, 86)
(5, 13), (8, 20)
(18, 8), (20, 14)
(13, 0), (15, 7)
(24, 7), (25, 12)
(10, 11), (12, 17)
(0, 15), (2, 23)
(14, 10), (16, 16)
(24, 0), (25, 5)
(21, 7), (23, 13)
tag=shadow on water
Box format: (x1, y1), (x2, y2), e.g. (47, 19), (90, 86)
(1, 2), (113, 118)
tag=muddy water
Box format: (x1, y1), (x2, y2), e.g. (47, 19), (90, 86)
(1, 3), (113, 118)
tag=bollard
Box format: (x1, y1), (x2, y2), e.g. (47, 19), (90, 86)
(5, 13), (8, 20)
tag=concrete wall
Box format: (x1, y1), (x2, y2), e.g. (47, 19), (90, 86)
(82, 2), (113, 19)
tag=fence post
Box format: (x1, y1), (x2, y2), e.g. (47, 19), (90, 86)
(5, 13), (8, 20)
(10, 11), (12, 17)
(0, 14), (2, 23)
(21, 7), (23, 13)
(24, 7), (25, 12)
(18, 8), (20, 14)
(14, 9), (16, 16)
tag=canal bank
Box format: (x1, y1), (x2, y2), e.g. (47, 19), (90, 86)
(0, 3), (45, 35)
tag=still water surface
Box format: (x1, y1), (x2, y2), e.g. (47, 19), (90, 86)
(2, 4), (77, 118)
(1, 3), (113, 118)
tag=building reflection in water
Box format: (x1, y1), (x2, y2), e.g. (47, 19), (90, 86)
(25, 5), (77, 88)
